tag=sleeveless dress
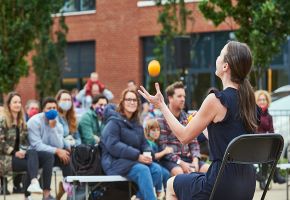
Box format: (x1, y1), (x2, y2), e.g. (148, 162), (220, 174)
(173, 87), (256, 200)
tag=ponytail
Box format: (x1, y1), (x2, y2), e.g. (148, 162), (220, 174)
(238, 79), (257, 132)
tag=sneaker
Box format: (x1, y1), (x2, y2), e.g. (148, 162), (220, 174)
(259, 181), (266, 190)
(13, 186), (24, 193)
(273, 170), (286, 184)
(131, 195), (141, 200)
(27, 180), (43, 193)
(42, 194), (56, 200)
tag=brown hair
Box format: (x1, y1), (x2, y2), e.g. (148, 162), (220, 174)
(224, 41), (257, 132)
(117, 88), (141, 122)
(55, 89), (77, 133)
(3, 92), (25, 129)
(144, 118), (160, 140)
(165, 81), (184, 98)
(255, 90), (271, 106)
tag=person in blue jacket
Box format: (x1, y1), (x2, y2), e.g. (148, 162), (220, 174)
(100, 89), (163, 200)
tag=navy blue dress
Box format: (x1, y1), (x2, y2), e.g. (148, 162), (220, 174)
(173, 87), (256, 200)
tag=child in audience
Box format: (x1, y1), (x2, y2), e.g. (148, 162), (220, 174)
(86, 72), (105, 97)
(144, 118), (172, 196)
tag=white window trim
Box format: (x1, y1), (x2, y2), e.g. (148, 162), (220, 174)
(137, 0), (201, 8)
(52, 10), (96, 17)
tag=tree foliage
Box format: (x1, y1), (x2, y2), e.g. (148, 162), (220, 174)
(199, 0), (290, 88)
(0, 0), (66, 100)
(32, 12), (67, 99)
(152, 0), (193, 92)
(154, 0), (193, 63)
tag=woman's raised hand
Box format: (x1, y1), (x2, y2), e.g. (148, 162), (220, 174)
(138, 83), (164, 109)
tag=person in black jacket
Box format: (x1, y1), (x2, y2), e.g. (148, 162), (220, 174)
(100, 89), (163, 200)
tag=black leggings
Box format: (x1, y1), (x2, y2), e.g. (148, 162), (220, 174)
(12, 149), (39, 197)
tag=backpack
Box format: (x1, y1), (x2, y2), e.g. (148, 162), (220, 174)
(70, 144), (103, 176)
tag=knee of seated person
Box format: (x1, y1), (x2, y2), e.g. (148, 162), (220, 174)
(27, 149), (37, 157)
(41, 152), (55, 163)
(150, 163), (162, 172)
(133, 163), (150, 172)
(171, 166), (183, 176)
(162, 168), (171, 179)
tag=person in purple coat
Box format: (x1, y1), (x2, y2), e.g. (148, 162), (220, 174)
(255, 90), (285, 189)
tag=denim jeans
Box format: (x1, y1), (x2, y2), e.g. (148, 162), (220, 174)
(161, 165), (170, 191)
(127, 162), (162, 200)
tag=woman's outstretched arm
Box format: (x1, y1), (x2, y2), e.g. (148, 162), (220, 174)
(139, 83), (221, 144)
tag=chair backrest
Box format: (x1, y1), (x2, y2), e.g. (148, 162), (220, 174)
(225, 133), (284, 165)
(209, 133), (284, 200)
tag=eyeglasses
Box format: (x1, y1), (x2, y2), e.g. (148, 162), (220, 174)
(124, 98), (138, 103)
(258, 98), (267, 102)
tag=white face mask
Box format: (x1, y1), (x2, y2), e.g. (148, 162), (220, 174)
(58, 101), (72, 111)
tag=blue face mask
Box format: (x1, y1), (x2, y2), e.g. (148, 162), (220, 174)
(45, 109), (58, 120)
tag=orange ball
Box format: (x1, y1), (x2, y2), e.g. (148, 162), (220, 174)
(148, 60), (161, 77)
(187, 114), (193, 122)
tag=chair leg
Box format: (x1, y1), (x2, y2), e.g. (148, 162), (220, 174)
(54, 170), (57, 197)
(3, 176), (6, 200)
(128, 182), (132, 200)
(262, 163), (277, 200)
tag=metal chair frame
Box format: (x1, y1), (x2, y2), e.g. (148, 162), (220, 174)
(209, 133), (284, 200)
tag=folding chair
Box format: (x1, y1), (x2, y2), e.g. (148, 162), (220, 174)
(1, 171), (27, 200)
(209, 133), (284, 200)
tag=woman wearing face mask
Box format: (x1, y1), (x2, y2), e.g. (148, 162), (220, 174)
(55, 90), (81, 147)
(255, 90), (285, 189)
(25, 99), (40, 122)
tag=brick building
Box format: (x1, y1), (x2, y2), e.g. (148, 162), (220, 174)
(16, 0), (290, 107)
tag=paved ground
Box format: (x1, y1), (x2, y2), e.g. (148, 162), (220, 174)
(254, 182), (288, 200)
(1, 174), (289, 200)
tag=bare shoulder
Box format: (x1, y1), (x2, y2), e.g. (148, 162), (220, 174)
(203, 93), (222, 108)
(203, 93), (227, 122)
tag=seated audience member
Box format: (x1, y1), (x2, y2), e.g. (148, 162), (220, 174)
(0, 92), (42, 200)
(25, 99), (40, 121)
(85, 72), (105, 97)
(158, 82), (209, 176)
(100, 89), (163, 200)
(28, 97), (72, 200)
(70, 88), (81, 108)
(127, 80), (149, 113)
(76, 73), (114, 109)
(78, 94), (108, 145)
(144, 118), (171, 193)
(14, 99), (39, 194)
(0, 103), (4, 114)
(56, 89), (81, 147)
(255, 90), (285, 189)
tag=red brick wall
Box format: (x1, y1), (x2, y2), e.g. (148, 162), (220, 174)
(16, 1), (236, 104)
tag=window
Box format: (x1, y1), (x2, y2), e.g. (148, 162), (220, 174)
(62, 0), (95, 12)
(62, 41), (95, 79)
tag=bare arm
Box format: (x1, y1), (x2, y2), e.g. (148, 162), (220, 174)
(139, 83), (223, 144)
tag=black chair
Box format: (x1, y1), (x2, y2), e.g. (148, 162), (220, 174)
(209, 133), (284, 200)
